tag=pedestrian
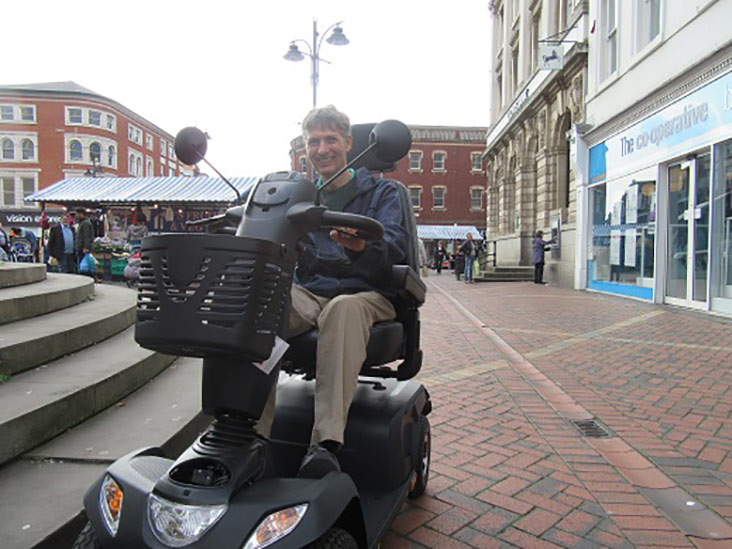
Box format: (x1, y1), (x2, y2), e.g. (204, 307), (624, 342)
(126, 214), (149, 251)
(47, 212), (76, 273)
(453, 243), (464, 281)
(433, 241), (447, 274)
(532, 230), (556, 284)
(74, 208), (95, 278)
(0, 221), (10, 261)
(459, 232), (478, 283)
(418, 239), (429, 277)
(255, 105), (410, 479)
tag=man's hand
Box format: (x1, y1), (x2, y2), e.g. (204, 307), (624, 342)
(330, 227), (366, 253)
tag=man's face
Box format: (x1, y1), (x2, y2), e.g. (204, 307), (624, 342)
(305, 125), (352, 180)
(61, 214), (70, 225)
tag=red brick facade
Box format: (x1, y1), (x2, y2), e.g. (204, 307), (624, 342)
(0, 82), (184, 213)
(289, 125), (487, 230)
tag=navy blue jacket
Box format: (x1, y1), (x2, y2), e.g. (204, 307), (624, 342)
(295, 167), (409, 299)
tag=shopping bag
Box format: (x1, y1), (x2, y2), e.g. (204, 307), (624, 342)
(79, 253), (97, 274)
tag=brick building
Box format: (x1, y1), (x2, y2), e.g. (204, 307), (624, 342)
(289, 124), (488, 232)
(0, 81), (186, 229)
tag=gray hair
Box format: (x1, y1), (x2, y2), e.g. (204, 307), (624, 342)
(302, 105), (351, 139)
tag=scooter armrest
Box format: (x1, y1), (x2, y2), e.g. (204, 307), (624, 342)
(391, 265), (426, 305)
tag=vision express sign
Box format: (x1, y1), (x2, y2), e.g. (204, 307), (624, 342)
(1, 209), (64, 228)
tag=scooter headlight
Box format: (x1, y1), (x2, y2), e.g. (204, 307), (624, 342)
(99, 474), (124, 536)
(242, 504), (308, 549)
(147, 493), (227, 547)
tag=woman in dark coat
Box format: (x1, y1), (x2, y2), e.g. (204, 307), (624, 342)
(532, 230), (556, 284)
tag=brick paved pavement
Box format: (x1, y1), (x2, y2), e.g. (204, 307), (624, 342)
(383, 274), (732, 548)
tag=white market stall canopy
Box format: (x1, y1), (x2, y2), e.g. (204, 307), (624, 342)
(417, 225), (483, 241)
(25, 176), (259, 205)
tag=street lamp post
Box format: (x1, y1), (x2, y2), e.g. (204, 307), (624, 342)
(283, 19), (350, 107)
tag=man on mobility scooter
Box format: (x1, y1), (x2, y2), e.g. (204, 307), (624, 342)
(257, 105), (410, 479)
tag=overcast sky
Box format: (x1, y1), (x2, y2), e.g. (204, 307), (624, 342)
(4, 0), (492, 180)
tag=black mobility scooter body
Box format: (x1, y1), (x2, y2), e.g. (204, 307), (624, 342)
(76, 120), (430, 549)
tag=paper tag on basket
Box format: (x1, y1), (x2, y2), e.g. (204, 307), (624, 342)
(253, 336), (290, 375)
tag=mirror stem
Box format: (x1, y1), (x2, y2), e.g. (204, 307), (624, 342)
(315, 141), (376, 204)
(200, 157), (242, 202)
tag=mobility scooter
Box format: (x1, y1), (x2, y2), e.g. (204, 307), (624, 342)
(74, 119), (431, 548)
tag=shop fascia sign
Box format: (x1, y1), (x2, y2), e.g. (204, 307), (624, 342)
(589, 69), (732, 183)
(1, 208), (64, 227)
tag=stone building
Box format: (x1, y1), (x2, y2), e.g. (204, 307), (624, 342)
(484, 0), (588, 287)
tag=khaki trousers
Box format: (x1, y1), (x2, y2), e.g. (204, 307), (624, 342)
(257, 285), (396, 445)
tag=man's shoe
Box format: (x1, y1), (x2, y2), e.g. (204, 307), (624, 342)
(297, 446), (341, 479)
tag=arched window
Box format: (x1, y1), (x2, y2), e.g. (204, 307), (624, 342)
(89, 142), (101, 163)
(2, 138), (15, 160)
(108, 145), (115, 166)
(21, 139), (35, 160)
(129, 156), (135, 174)
(136, 157), (142, 176)
(146, 158), (153, 176)
(69, 140), (83, 161)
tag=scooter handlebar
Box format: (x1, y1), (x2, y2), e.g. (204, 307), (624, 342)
(320, 210), (384, 241)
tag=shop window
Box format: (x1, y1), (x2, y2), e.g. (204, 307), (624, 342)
(409, 186), (422, 209)
(2, 177), (15, 205)
(69, 140), (83, 161)
(409, 151), (423, 172)
(433, 187), (446, 209)
(712, 139), (732, 307)
(21, 139), (35, 160)
(587, 174), (656, 299)
(470, 187), (483, 210)
(2, 138), (15, 160)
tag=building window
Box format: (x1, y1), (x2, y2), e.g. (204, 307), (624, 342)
(22, 177), (35, 200)
(409, 151), (423, 172)
(69, 140), (83, 161)
(168, 143), (175, 159)
(89, 142), (101, 162)
(20, 106), (35, 122)
(432, 151), (447, 172)
(2, 177), (15, 205)
(471, 152), (483, 172)
(601, 0), (618, 81)
(108, 145), (116, 166)
(106, 114), (115, 131)
(511, 46), (519, 94)
(470, 187), (483, 210)
(299, 156), (307, 174)
(433, 187), (446, 209)
(128, 124), (142, 145)
(136, 157), (142, 176)
(21, 139), (35, 160)
(530, 12), (541, 72)
(146, 157), (153, 176)
(160, 139), (166, 156)
(2, 138), (14, 160)
(68, 108), (83, 124)
(409, 186), (422, 209)
(88, 110), (102, 126)
(145, 134), (153, 150)
(496, 72), (503, 109)
(1, 106), (13, 121)
(636, 0), (661, 52)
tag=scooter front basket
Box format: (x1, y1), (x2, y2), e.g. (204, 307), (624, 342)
(134, 234), (293, 360)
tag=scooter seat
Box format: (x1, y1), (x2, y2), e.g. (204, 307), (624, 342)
(283, 321), (404, 375)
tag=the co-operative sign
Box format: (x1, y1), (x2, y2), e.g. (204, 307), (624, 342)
(590, 69), (732, 184)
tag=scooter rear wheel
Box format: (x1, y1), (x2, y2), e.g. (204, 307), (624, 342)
(71, 522), (101, 549)
(408, 415), (431, 499)
(307, 527), (358, 548)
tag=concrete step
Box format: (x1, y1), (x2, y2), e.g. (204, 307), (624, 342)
(0, 325), (177, 466)
(0, 356), (208, 549)
(0, 262), (46, 288)
(0, 273), (95, 325)
(475, 273), (534, 282)
(0, 283), (135, 376)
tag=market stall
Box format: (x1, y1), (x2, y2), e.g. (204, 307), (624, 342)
(25, 175), (257, 280)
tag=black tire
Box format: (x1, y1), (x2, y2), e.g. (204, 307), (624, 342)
(307, 527), (358, 548)
(408, 416), (431, 499)
(72, 522), (102, 549)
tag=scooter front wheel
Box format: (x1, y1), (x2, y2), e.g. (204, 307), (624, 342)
(72, 522), (102, 549)
(307, 527), (358, 548)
